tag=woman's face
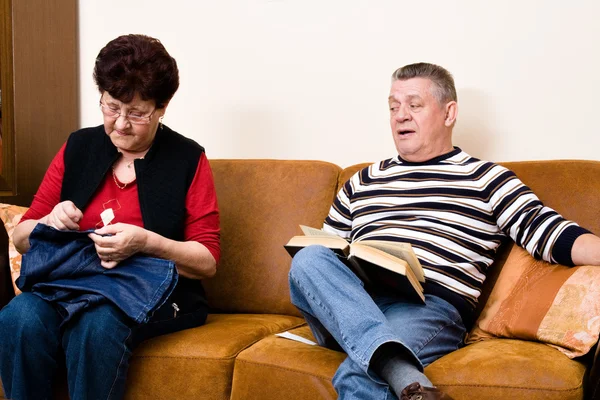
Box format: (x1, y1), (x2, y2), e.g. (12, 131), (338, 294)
(100, 92), (167, 155)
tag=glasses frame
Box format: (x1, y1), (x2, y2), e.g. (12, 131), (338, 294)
(99, 97), (157, 125)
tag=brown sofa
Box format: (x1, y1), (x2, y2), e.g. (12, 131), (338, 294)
(1, 158), (600, 400)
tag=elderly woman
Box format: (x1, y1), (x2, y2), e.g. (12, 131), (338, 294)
(0, 34), (220, 399)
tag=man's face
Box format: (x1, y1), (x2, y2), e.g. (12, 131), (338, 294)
(388, 77), (456, 162)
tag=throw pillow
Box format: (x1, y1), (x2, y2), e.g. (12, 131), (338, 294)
(0, 203), (30, 295)
(467, 245), (600, 358)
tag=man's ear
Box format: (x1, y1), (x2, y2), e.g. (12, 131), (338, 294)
(444, 101), (458, 127)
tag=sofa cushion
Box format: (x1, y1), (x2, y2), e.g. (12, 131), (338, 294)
(124, 313), (305, 400)
(230, 324), (587, 400)
(467, 245), (600, 358)
(426, 338), (586, 400)
(230, 325), (344, 400)
(206, 160), (341, 316)
(0, 203), (29, 295)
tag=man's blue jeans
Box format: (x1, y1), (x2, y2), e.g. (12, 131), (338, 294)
(0, 292), (207, 400)
(289, 245), (466, 400)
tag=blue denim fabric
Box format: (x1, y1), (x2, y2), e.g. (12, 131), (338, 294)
(16, 224), (178, 325)
(0, 224), (205, 400)
(289, 245), (466, 400)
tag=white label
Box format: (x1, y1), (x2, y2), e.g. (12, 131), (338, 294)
(100, 208), (115, 227)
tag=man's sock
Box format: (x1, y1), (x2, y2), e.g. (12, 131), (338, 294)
(371, 342), (433, 397)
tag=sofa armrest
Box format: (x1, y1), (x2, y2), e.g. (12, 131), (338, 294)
(0, 222), (14, 308)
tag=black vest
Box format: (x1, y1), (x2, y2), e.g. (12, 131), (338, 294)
(61, 124), (204, 241)
(61, 125), (208, 311)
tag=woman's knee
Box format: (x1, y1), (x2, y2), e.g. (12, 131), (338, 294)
(64, 303), (131, 346)
(0, 293), (60, 338)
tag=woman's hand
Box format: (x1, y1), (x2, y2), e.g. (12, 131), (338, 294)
(41, 201), (83, 231)
(89, 223), (149, 269)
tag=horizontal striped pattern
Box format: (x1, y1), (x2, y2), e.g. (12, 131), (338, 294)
(324, 149), (578, 306)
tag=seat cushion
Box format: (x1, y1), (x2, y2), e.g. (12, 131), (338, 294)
(230, 325), (344, 400)
(124, 313), (305, 400)
(0, 315), (305, 400)
(425, 338), (586, 400)
(230, 326), (587, 400)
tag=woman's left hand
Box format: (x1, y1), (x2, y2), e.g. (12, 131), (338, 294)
(89, 223), (148, 269)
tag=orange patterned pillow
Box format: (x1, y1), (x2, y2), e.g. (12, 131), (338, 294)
(467, 245), (600, 358)
(0, 203), (30, 295)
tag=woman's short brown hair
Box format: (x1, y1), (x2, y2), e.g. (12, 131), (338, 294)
(94, 34), (179, 109)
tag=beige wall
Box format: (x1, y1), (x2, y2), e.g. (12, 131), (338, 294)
(79, 0), (600, 167)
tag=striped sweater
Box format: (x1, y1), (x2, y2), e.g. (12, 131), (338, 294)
(324, 148), (588, 310)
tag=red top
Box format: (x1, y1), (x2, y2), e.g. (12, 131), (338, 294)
(21, 143), (221, 263)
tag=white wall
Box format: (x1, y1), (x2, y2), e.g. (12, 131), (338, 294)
(79, 0), (600, 167)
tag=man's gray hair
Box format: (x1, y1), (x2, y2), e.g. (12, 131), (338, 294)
(392, 63), (457, 104)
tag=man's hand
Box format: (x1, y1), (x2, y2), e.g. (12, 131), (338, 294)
(41, 201), (83, 231)
(89, 223), (149, 269)
(572, 233), (600, 266)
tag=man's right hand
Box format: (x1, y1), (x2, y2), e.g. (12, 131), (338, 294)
(41, 201), (83, 231)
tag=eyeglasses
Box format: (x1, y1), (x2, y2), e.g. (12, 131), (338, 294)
(99, 99), (156, 125)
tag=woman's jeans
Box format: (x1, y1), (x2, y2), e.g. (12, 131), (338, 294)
(0, 292), (207, 400)
(289, 245), (466, 400)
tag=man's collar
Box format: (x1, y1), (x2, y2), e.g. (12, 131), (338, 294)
(393, 147), (462, 166)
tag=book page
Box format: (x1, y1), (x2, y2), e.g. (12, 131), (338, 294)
(300, 225), (339, 237)
(357, 240), (425, 282)
(275, 331), (317, 346)
(348, 246), (425, 302)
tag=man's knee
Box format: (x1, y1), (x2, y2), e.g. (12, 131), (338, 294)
(290, 245), (332, 278)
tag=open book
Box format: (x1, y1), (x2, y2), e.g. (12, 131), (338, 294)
(285, 225), (425, 303)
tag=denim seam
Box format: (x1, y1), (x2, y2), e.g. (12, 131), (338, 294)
(106, 326), (133, 400)
(291, 271), (423, 377)
(413, 318), (463, 358)
(291, 273), (376, 366)
(67, 253), (101, 277)
(360, 334), (398, 367)
(133, 262), (175, 323)
(364, 335), (426, 387)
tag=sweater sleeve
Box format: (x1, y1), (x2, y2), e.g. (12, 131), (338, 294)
(184, 153), (221, 263)
(323, 171), (359, 240)
(20, 144), (66, 223)
(488, 165), (589, 265)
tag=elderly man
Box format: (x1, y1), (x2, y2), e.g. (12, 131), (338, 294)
(288, 63), (600, 400)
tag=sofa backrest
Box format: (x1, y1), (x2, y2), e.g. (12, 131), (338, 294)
(205, 159), (341, 316)
(340, 159), (600, 321)
(501, 160), (600, 235)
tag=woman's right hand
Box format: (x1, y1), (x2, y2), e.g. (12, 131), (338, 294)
(41, 200), (83, 231)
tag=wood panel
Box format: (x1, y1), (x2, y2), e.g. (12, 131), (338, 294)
(0, 0), (16, 193)
(0, 0), (79, 205)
